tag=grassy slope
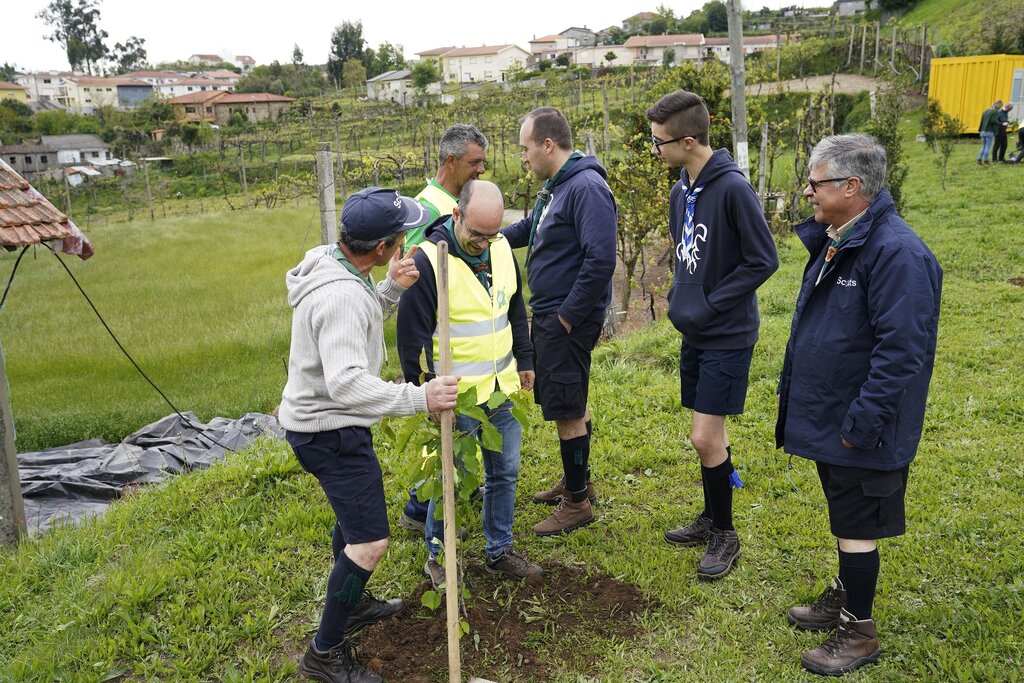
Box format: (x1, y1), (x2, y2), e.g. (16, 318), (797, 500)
(1, 119), (1022, 681)
(901, 0), (1023, 54)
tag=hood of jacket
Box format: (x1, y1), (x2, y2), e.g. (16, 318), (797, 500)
(286, 245), (365, 308)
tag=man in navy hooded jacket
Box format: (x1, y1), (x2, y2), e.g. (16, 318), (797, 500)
(502, 106), (617, 536)
(777, 134), (941, 676)
(647, 90), (779, 581)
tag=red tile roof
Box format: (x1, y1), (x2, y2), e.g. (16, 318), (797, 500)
(0, 160), (71, 248)
(169, 91), (227, 104)
(417, 46), (456, 57)
(0, 82), (25, 90)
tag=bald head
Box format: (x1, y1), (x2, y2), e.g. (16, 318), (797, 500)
(458, 180), (504, 226)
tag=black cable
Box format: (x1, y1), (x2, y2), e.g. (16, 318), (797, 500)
(0, 246), (31, 311)
(52, 251), (233, 453)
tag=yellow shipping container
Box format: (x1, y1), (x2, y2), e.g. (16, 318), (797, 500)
(928, 54), (1024, 134)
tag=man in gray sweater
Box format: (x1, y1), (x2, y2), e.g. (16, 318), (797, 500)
(280, 187), (460, 683)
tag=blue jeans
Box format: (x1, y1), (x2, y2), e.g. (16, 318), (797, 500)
(425, 401), (521, 560)
(978, 131), (994, 161)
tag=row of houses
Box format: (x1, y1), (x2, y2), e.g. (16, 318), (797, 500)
(1, 134), (115, 176)
(367, 32), (794, 103)
(168, 91), (296, 125)
(10, 70), (242, 115)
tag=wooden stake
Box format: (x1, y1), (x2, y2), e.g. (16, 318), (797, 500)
(0, 337), (27, 546)
(727, 0), (750, 181)
(436, 240), (461, 683)
(143, 159), (154, 221)
(315, 143), (337, 246)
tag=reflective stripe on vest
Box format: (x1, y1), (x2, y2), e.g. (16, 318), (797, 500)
(415, 181), (457, 219)
(420, 238), (520, 401)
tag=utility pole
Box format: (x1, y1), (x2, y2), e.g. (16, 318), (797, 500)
(1, 338), (27, 546)
(316, 142), (337, 245)
(727, 0), (750, 181)
(143, 159), (154, 221)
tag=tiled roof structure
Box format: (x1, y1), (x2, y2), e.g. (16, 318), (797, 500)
(0, 158), (92, 258)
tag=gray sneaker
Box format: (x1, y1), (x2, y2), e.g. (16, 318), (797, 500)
(486, 550), (543, 581)
(697, 527), (741, 581)
(664, 513), (713, 547)
(424, 558), (446, 590)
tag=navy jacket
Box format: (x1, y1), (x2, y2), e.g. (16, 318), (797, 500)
(396, 217), (533, 385)
(502, 156), (617, 325)
(667, 149), (779, 349)
(775, 189), (942, 471)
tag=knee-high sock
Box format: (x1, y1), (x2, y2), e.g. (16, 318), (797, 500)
(839, 548), (879, 620)
(585, 419), (593, 481)
(703, 456), (734, 531)
(314, 550), (371, 652)
(560, 434), (589, 501)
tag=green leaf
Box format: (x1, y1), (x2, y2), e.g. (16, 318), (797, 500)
(460, 404), (488, 424)
(421, 590), (442, 611)
(486, 390), (507, 410)
(480, 422), (503, 451)
(456, 386), (479, 411)
(459, 618), (471, 637)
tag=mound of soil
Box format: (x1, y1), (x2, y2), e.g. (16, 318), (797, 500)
(353, 561), (655, 682)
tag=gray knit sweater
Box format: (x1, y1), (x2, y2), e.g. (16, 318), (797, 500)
(280, 245), (428, 432)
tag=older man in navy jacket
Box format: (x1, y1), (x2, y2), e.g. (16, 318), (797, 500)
(776, 134), (942, 677)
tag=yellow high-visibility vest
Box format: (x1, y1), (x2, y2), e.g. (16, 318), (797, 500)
(415, 180), (457, 220)
(420, 238), (520, 401)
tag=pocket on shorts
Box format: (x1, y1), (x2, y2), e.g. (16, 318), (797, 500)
(545, 371), (583, 416)
(861, 471), (904, 529)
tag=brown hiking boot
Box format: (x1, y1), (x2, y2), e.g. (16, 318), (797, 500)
(531, 477), (597, 506)
(788, 577), (846, 631)
(532, 497), (595, 536)
(801, 608), (882, 676)
(664, 513), (713, 547)
(486, 549), (544, 581)
(697, 527), (741, 581)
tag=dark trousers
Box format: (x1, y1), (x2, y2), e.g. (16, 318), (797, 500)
(994, 131), (1008, 161)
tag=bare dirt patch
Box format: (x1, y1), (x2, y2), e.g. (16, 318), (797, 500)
(352, 560), (656, 682)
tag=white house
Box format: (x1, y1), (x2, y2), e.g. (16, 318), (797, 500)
(571, 45), (634, 68)
(156, 78), (235, 97)
(421, 45), (532, 83)
(702, 34), (794, 62)
(366, 69), (415, 105)
(234, 55), (256, 73)
(40, 134), (111, 164)
(188, 54), (224, 66)
(624, 34), (706, 66)
(119, 70), (187, 86)
(15, 71), (74, 106)
(530, 35), (577, 63)
(836, 0), (867, 16)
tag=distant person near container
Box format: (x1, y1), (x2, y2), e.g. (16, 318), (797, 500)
(397, 180), (542, 589)
(993, 103), (1013, 162)
(280, 187), (460, 683)
(399, 123), (489, 537)
(646, 90), (779, 581)
(501, 106), (618, 536)
(776, 134), (942, 677)
(977, 100), (1003, 165)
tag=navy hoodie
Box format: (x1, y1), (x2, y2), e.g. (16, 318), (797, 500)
(502, 156), (617, 325)
(667, 149), (779, 349)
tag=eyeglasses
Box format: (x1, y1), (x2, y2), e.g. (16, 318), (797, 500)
(806, 177), (851, 193)
(462, 222), (503, 245)
(651, 134), (694, 151)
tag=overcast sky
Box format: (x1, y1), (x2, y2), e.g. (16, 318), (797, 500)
(8, 0), (820, 72)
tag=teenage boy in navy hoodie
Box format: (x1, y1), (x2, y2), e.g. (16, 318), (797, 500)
(647, 90), (779, 580)
(502, 107), (618, 536)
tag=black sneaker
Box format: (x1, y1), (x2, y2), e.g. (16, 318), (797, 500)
(697, 527), (741, 581)
(299, 642), (382, 683)
(344, 590), (405, 639)
(485, 550), (543, 581)
(664, 513), (713, 547)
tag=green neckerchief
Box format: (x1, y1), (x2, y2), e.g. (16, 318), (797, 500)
(526, 150), (584, 266)
(444, 217), (492, 293)
(332, 244), (375, 291)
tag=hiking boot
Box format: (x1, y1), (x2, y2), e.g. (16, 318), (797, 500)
(696, 527), (741, 581)
(801, 608), (882, 676)
(664, 513), (713, 547)
(398, 512), (426, 535)
(424, 558), (446, 590)
(300, 641), (382, 683)
(344, 590), (406, 639)
(788, 578), (846, 631)
(531, 477), (597, 506)
(486, 549), (544, 581)
(532, 497), (595, 536)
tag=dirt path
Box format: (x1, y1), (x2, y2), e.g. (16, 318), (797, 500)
(742, 73), (879, 96)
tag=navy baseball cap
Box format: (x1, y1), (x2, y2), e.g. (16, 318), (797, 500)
(340, 187), (429, 241)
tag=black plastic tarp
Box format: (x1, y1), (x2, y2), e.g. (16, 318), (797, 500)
(17, 411), (284, 534)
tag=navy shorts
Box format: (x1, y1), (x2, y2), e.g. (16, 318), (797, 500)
(285, 426), (390, 544)
(816, 461), (909, 540)
(679, 342), (754, 415)
(531, 312), (602, 421)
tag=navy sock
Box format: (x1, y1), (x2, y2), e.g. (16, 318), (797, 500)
(839, 548), (879, 621)
(585, 420), (592, 481)
(702, 456), (734, 531)
(314, 551), (372, 652)
(560, 434), (589, 501)
(699, 469), (711, 519)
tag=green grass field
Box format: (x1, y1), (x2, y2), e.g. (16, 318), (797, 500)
(0, 115), (1022, 681)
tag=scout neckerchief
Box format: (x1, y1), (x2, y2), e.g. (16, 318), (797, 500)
(445, 217), (492, 293)
(678, 167), (705, 258)
(526, 150), (584, 266)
